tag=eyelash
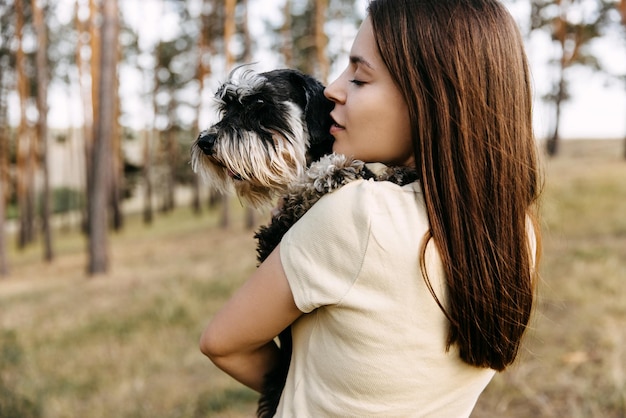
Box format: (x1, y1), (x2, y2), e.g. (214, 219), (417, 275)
(350, 79), (365, 86)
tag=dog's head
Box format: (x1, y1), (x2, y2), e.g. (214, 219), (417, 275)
(191, 67), (334, 208)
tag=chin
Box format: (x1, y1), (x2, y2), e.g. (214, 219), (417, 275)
(331, 144), (351, 158)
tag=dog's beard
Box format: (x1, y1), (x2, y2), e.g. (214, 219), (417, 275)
(191, 102), (309, 208)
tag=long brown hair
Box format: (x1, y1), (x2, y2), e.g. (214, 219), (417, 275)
(368, 0), (542, 371)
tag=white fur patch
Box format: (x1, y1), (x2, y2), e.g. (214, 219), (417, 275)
(216, 67), (267, 104)
(190, 101), (311, 208)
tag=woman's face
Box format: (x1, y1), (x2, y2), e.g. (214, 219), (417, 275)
(324, 17), (414, 167)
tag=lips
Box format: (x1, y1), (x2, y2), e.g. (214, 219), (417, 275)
(330, 114), (345, 134)
(330, 114), (344, 128)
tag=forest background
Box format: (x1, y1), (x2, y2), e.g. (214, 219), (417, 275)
(1, 0), (626, 417)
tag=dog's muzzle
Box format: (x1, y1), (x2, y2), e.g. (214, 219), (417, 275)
(196, 130), (217, 156)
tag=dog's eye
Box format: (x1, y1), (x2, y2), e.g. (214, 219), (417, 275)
(240, 97), (264, 106)
(239, 96), (265, 108)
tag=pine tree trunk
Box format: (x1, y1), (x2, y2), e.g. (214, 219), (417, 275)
(282, 0), (293, 67)
(110, 31), (123, 231)
(15, 0), (35, 249)
(0, 61), (9, 276)
(191, 1), (211, 216)
(547, 72), (564, 157)
(0, 169), (7, 277)
(0, 90), (8, 276)
(224, 0), (236, 68)
(142, 127), (154, 224)
(84, 0), (101, 236)
(221, 0), (237, 228)
(32, 0), (54, 262)
(619, 0), (626, 160)
(547, 10), (567, 157)
(88, 0), (118, 275)
(314, 0), (329, 83)
(75, 0), (93, 234)
(142, 29), (162, 225)
(164, 124), (177, 212)
(240, 0), (256, 229)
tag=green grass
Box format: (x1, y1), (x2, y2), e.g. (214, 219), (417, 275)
(2, 139), (626, 417)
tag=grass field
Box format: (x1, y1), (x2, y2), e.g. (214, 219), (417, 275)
(1, 139), (625, 417)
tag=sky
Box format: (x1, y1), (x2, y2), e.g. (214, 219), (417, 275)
(9, 0), (626, 140)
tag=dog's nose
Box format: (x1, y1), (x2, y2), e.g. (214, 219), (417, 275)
(197, 131), (217, 155)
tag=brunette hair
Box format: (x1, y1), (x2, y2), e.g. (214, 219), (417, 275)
(368, 0), (542, 371)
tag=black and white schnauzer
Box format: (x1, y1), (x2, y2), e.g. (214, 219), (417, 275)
(191, 67), (335, 208)
(191, 67), (418, 417)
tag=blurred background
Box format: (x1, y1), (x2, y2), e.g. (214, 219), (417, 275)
(0, 0), (625, 417)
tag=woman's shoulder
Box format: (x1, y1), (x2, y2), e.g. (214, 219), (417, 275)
(285, 177), (425, 247)
(284, 179), (399, 244)
(317, 175), (422, 206)
(311, 176), (424, 220)
(297, 179), (374, 230)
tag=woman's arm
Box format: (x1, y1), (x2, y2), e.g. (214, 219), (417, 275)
(199, 245), (302, 392)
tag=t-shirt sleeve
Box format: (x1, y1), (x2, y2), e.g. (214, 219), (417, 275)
(279, 180), (373, 313)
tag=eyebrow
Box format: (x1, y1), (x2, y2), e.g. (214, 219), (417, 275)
(350, 55), (375, 70)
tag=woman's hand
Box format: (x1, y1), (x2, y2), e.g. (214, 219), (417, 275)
(199, 245), (302, 392)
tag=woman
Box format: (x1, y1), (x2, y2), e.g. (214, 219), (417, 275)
(200, 0), (542, 416)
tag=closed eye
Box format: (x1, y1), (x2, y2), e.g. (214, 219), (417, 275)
(350, 79), (366, 86)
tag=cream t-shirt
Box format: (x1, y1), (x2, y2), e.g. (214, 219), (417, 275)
(276, 178), (495, 417)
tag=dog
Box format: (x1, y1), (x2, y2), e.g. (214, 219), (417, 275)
(191, 67), (335, 208)
(191, 67), (418, 417)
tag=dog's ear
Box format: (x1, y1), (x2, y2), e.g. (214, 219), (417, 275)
(287, 71), (334, 147)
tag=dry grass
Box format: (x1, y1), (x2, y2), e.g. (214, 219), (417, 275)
(1, 139), (626, 417)
(473, 139), (626, 418)
(1, 204), (261, 417)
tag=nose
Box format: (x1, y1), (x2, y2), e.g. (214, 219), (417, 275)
(196, 130), (217, 155)
(324, 74), (345, 104)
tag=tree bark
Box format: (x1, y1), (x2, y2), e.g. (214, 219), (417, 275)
(281, 0), (293, 67)
(239, 0), (256, 229)
(15, 0), (36, 249)
(314, 0), (329, 83)
(220, 0), (237, 228)
(619, 0), (626, 160)
(32, 0), (54, 262)
(547, 63), (565, 157)
(191, 0), (212, 216)
(141, 5), (163, 226)
(163, 122), (177, 213)
(224, 0), (236, 69)
(75, 0), (93, 233)
(546, 6), (568, 157)
(88, 0), (118, 275)
(0, 84), (8, 277)
(110, 27), (123, 231)
(142, 127), (154, 224)
(0, 162), (7, 277)
(83, 0), (102, 236)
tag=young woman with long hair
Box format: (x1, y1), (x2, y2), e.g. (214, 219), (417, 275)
(201, 0), (542, 415)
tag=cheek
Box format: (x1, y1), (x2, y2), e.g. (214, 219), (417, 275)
(383, 110), (413, 161)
